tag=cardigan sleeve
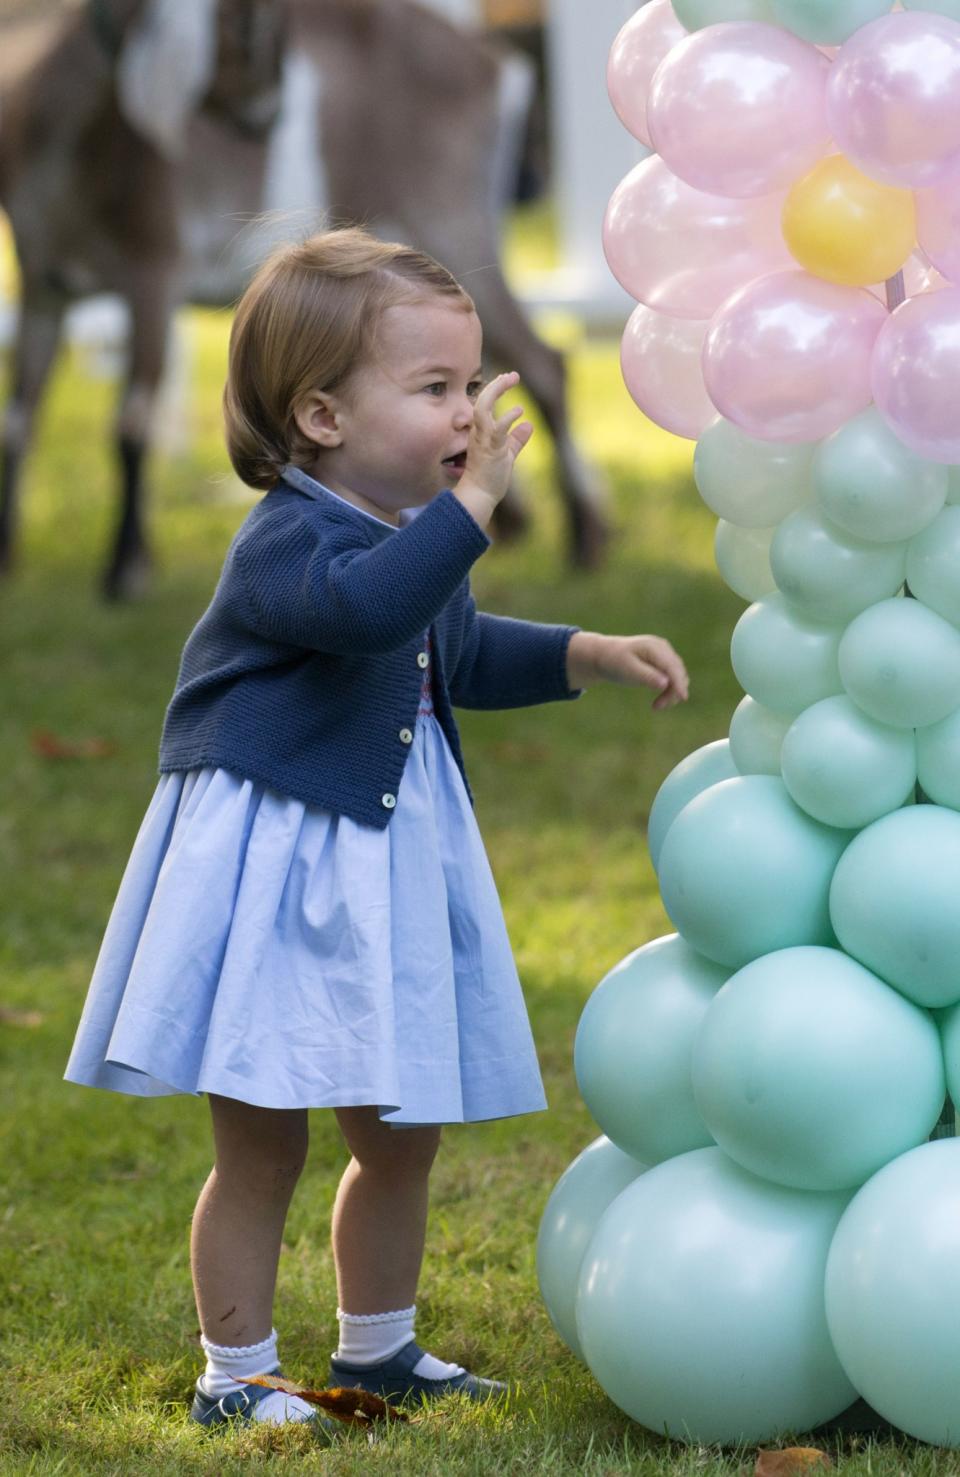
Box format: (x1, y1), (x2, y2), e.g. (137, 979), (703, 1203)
(234, 490), (491, 654)
(447, 592), (583, 710)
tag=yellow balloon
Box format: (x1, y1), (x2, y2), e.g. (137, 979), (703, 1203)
(782, 155), (916, 287)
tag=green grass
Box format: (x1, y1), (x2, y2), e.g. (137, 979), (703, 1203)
(0, 220), (940, 1473)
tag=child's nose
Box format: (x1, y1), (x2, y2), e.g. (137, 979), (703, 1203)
(453, 396), (474, 430)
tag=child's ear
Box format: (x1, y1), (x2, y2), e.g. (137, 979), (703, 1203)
(295, 392), (343, 449)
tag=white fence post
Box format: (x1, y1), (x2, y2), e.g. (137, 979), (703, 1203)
(525, 0), (646, 324)
(414, 0), (482, 24)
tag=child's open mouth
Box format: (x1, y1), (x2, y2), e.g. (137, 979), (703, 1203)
(441, 452), (467, 478)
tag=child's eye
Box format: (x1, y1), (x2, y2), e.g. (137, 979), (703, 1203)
(467, 381), (483, 400)
(424, 382), (446, 397)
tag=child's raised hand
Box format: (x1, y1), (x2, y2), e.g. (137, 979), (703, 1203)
(566, 632), (689, 710)
(455, 372), (533, 527)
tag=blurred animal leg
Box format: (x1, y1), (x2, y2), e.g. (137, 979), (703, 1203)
(471, 264), (609, 569)
(0, 295), (66, 575)
(102, 282), (173, 601)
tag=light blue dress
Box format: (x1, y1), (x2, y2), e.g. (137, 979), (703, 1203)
(65, 491), (547, 1125)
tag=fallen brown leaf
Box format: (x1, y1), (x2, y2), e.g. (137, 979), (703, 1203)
(0, 1008), (44, 1028)
(490, 740), (551, 764)
(241, 1373), (408, 1425)
(756, 1448), (832, 1477)
(31, 729), (117, 760)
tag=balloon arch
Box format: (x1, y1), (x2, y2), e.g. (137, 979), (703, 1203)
(538, 0), (960, 1450)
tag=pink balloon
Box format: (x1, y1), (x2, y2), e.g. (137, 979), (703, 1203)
(621, 305), (715, 440)
(607, 0), (687, 149)
(647, 23), (831, 197)
(703, 271), (887, 442)
(872, 289), (960, 463)
(603, 156), (793, 320)
(916, 179), (960, 284)
(827, 13), (960, 188)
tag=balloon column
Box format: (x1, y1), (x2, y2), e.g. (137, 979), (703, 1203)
(538, 1), (960, 1448)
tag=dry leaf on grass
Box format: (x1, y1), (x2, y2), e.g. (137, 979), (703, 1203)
(755, 1447), (832, 1477)
(242, 1373), (409, 1425)
(31, 729), (117, 760)
(490, 740), (551, 764)
(0, 1008), (44, 1027)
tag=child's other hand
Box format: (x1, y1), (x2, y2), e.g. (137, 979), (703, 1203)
(567, 632), (689, 710)
(455, 372), (533, 526)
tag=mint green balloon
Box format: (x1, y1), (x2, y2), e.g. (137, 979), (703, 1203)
(826, 1142), (960, 1446)
(903, 0), (960, 18)
(695, 418), (813, 529)
(576, 1148), (855, 1444)
(813, 408), (947, 544)
(780, 695), (916, 829)
(647, 739), (738, 872)
(947, 467), (960, 505)
(659, 776), (850, 969)
(839, 597), (960, 729)
(537, 1136), (645, 1361)
(940, 1003), (960, 1116)
(772, 0), (892, 44)
(731, 594), (844, 716)
(729, 695), (792, 776)
(830, 805), (960, 1007)
(673, 0), (775, 27)
(917, 705), (960, 810)
(906, 507), (960, 628)
(715, 520), (776, 603)
(574, 934), (728, 1164)
(770, 506), (906, 623)
(692, 946), (944, 1192)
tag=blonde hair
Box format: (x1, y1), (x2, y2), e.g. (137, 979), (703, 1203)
(224, 227), (475, 489)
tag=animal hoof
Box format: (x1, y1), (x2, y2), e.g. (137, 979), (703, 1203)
(101, 554), (153, 602)
(570, 507), (610, 571)
(491, 495), (530, 545)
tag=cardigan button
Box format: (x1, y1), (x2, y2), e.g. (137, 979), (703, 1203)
(381, 793), (397, 809)
(417, 651), (429, 669)
(399, 728), (413, 745)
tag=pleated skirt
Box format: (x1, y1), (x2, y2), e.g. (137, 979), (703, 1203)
(64, 713), (546, 1124)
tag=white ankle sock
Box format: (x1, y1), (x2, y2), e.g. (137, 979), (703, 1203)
(335, 1306), (464, 1380)
(200, 1329), (314, 1424)
(335, 1306), (416, 1365)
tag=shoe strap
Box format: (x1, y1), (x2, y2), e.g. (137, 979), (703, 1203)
(216, 1368), (284, 1420)
(380, 1339), (424, 1377)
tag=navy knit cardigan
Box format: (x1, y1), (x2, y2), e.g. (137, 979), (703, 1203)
(158, 472), (581, 829)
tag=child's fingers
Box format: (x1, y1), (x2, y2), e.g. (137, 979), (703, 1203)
(628, 651), (689, 708)
(657, 656), (689, 701)
(475, 372), (519, 419)
(494, 404), (526, 437)
(640, 639), (689, 700)
(508, 421), (534, 455)
(630, 659), (675, 694)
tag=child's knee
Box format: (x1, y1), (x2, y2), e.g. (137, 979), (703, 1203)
(386, 1125), (442, 1178)
(210, 1096), (309, 1188)
(337, 1107), (441, 1178)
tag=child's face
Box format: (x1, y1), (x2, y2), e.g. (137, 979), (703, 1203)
(304, 299), (483, 522)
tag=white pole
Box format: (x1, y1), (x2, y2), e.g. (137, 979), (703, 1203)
(525, 0), (646, 324)
(414, 0), (482, 25)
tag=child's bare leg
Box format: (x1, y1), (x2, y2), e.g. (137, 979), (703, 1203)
(330, 1108), (500, 1396)
(332, 1106), (440, 1313)
(191, 1093), (309, 1344)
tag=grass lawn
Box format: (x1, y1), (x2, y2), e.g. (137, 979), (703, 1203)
(0, 213), (946, 1475)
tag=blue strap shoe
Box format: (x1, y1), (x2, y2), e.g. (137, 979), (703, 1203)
(190, 1367), (328, 1428)
(328, 1340), (507, 1404)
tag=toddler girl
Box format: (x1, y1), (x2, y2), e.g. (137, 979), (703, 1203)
(65, 227), (688, 1426)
